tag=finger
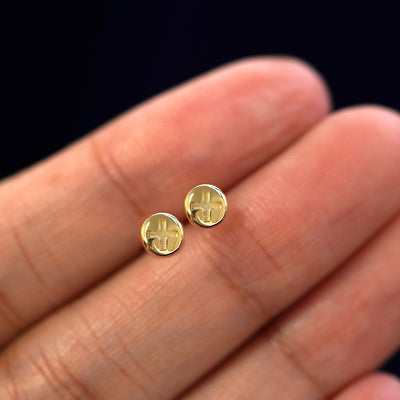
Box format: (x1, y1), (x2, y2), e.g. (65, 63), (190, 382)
(1, 107), (400, 400)
(185, 374), (400, 400)
(179, 204), (400, 400)
(0, 57), (330, 344)
(332, 374), (400, 400)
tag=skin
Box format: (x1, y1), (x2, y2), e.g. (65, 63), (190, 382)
(0, 57), (399, 399)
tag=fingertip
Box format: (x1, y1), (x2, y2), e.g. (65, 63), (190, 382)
(221, 55), (332, 117)
(313, 105), (400, 164)
(365, 373), (400, 399)
(328, 105), (400, 136)
(334, 373), (400, 400)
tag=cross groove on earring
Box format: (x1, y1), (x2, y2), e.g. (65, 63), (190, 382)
(141, 213), (183, 256)
(184, 184), (227, 228)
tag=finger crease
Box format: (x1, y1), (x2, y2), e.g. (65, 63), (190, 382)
(201, 238), (266, 317)
(74, 306), (155, 400)
(55, 353), (95, 400)
(30, 347), (69, 399)
(88, 136), (145, 218)
(113, 329), (153, 383)
(271, 326), (327, 398)
(8, 219), (47, 290)
(0, 291), (24, 332)
(2, 347), (24, 400)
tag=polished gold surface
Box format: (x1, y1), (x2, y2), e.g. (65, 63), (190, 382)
(141, 213), (183, 256)
(184, 184), (227, 227)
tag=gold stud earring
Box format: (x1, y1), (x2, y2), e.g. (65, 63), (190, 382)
(184, 184), (227, 228)
(141, 213), (184, 256)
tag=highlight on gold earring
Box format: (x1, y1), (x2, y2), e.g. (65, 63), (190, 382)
(184, 184), (227, 228)
(141, 213), (184, 256)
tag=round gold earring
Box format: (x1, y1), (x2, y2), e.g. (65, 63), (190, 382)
(184, 184), (227, 228)
(141, 213), (184, 256)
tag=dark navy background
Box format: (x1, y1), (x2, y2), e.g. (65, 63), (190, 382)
(2, 1), (399, 375)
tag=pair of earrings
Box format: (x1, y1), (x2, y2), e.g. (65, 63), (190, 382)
(141, 184), (227, 256)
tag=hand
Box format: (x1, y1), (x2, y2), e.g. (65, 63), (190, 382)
(0, 57), (399, 400)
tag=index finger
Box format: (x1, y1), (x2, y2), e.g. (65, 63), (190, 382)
(0, 57), (330, 345)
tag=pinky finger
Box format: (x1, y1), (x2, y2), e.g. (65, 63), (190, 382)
(332, 373), (400, 400)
